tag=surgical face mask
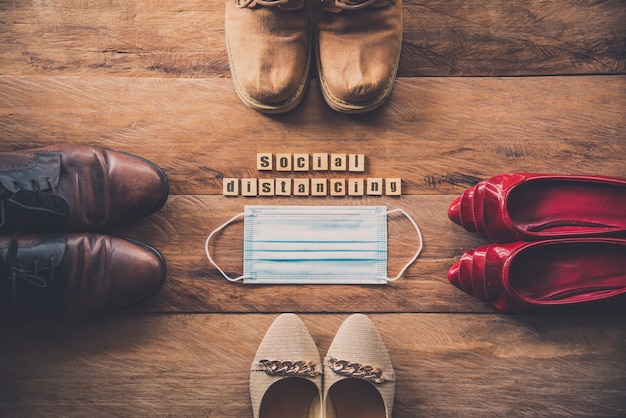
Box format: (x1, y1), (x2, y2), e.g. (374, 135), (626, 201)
(205, 206), (422, 285)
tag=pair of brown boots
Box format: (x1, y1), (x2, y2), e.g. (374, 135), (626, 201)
(225, 0), (403, 114)
(0, 144), (169, 318)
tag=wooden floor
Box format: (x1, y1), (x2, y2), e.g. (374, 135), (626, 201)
(1, 1), (626, 416)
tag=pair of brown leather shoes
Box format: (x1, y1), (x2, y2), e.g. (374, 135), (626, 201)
(225, 0), (402, 114)
(0, 144), (169, 317)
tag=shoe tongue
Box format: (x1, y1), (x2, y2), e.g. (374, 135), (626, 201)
(1, 234), (66, 273)
(237, 0), (304, 10)
(322, 0), (389, 12)
(277, 0), (304, 10)
(0, 151), (61, 193)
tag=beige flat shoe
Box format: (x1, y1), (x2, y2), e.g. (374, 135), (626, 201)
(323, 314), (395, 418)
(250, 313), (323, 418)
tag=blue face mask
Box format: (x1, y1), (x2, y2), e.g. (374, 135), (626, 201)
(205, 206), (422, 285)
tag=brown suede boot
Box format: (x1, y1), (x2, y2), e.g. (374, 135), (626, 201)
(314, 0), (402, 113)
(225, 0), (312, 113)
(0, 233), (166, 317)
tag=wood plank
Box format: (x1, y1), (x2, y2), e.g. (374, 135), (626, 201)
(403, 0), (626, 76)
(1, 75), (625, 196)
(1, 313), (625, 417)
(68, 194), (622, 315)
(0, 0), (227, 77)
(2, 2), (625, 417)
(111, 194), (490, 314)
(1, 0), (624, 77)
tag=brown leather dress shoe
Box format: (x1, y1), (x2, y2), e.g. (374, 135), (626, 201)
(314, 0), (402, 113)
(0, 144), (169, 232)
(0, 233), (166, 317)
(225, 0), (312, 113)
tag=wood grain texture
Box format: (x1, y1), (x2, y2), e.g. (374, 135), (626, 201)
(91, 194), (625, 315)
(0, 0), (624, 77)
(1, 314), (625, 417)
(1, 75), (625, 196)
(108, 194), (492, 314)
(1, 1), (626, 416)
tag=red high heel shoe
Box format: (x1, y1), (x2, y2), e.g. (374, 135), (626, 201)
(448, 238), (626, 311)
(448, 173), (626, 242)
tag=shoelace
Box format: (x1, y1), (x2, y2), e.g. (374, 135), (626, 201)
(334, 0), (380, 10)
(0, 177), (65, 230)
(237, 0), (289, 8)
(0, 232), (56, 313)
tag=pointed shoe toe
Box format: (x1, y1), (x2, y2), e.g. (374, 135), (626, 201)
(450, 185), (478, 232)
(447, 248), (477, 295)
(447, 195), (462, 226)
(324, 314), (394, 418)
(449, 173), (626, 242)
(448, 239), (626, 311)
(250, 313), (322, 418)
(448, 181), (491, 235)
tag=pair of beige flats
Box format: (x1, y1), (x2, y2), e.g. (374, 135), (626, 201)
(225, 0), (403, 114)
(251, 313), (394, 418)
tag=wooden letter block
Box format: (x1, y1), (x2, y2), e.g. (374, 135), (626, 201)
(330, 153), (347, 171)
(241, 178), (258, 196)
(293, 178), (310, 196)
(312, 153), (328, 171)
(258, 179), (275, 196)
(223, 178), (239, 196)
(386, 178), (402, 196)
(367, 178), (383, 196)
(257, 153), (273, 170)
(311, 178), (328, 196)
(275, 178), (292, 196)
(276, 154), (292, 171)
(330, 179), (346, 196)
(348, 154), (365, 172)
(293, 154), (310, 171)
(348, 178), (365, 196)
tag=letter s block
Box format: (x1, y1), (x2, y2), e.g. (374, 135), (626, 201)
(257, 153), (273, 171)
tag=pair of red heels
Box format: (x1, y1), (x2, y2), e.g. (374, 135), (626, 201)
(447, 173), (626, 311)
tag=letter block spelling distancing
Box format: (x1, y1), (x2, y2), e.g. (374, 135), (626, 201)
(293, 178), (310, 195)
(223, 178), (402, 196)
(258, 179), (275, 196)
(311, 178), (327, 196)
(386, 178), (402, 196)
(275, 178), (292, 196)
(241, 178), (257, 196)
(228, 154), (399, 196)
(330, 179), (346, 196)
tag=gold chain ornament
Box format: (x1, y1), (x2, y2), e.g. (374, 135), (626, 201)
(258, 359), (320, 377)
(327, 356), (387, 384)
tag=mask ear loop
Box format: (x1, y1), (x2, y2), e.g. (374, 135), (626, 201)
(385, 208), (423, 282)
(205, 212), (247, 282)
